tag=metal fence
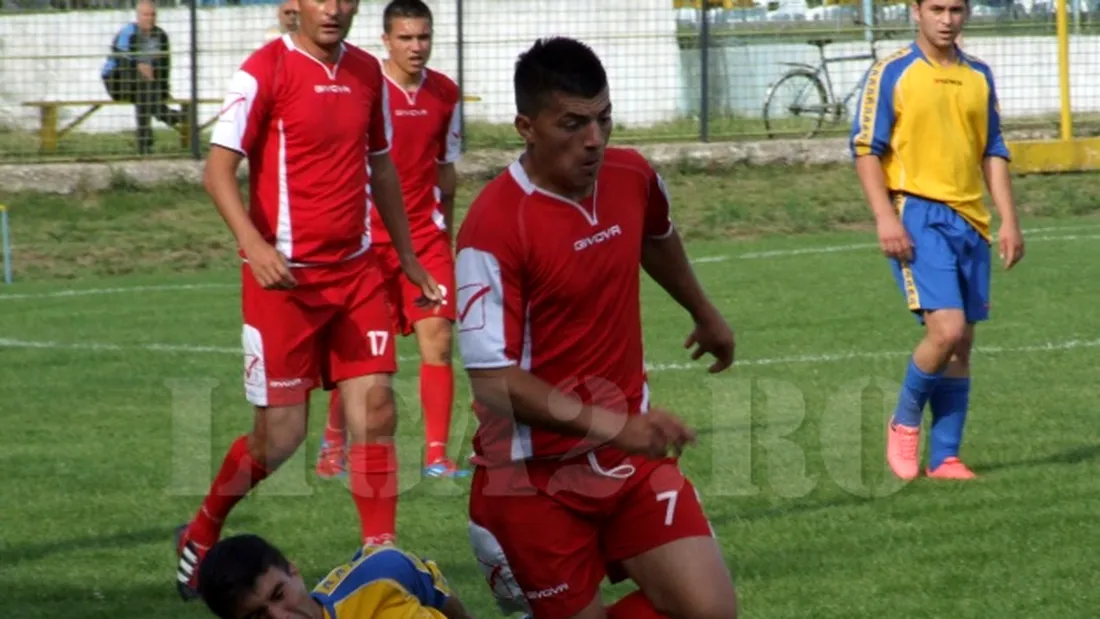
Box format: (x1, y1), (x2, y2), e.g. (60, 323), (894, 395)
(0, 0), (1096, 163)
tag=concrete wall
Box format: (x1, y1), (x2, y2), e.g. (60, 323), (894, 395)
(0, 0), (1097, 134)
(0, 0), (683, 132)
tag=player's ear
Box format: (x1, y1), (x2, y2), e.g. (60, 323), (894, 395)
(514, 114), (535, 144)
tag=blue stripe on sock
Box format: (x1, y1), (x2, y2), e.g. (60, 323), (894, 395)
(893, 358), (942, 428)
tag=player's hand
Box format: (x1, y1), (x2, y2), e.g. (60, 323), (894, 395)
(876, 214), (913, 262)
(243, 239), (296, 289)
(400, 255), (444, 308)
(998, 221), (1025, 270)
(685, 304), (735, 373)
(610, 408), (696, 459)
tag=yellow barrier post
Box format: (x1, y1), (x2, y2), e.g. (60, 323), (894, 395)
(1056, 0), (1072, 141)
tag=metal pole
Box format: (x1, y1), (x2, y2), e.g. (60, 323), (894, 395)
(456, 0), (467, 153)
(1, 205), (12, 285)
(862, 0), (874, 42)
(699, 1), (710, 143)
(189, 0), (200, 159)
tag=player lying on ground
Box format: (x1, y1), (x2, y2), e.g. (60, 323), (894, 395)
(850, 0), (1024, 481)
(174, 0), (442, 601)
(319, 0), (469, 482)
(456, 36), (739, 619)
(196, 534), (475, 619)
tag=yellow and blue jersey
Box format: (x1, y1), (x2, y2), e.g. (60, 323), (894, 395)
(849, 42), (1010, 240)
(311, 544), (452, 618)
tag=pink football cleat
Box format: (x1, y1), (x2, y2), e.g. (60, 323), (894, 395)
(886, 420), (921, 481)
(926, 457), (976, 479)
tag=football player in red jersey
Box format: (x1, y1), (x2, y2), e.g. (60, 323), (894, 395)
(318, 0), (469, 482)
(455, 37), (739, 619)
(173, 0), (443, 602)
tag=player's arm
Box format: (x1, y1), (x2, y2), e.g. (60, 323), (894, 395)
(373, 548), (470, 616)
(204, 64), (293, 288)
(366, 71), (421, 269)
(850, 64), (911, 260)
(436, 101), (462, 239)
(638, 168), (733, 372)
(979, 72), (1024, 268)
(437, 163), (457, 239)
(850, 63), (898, 222)
(370, 152), (417, 259)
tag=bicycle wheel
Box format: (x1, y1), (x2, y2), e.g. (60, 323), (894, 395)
(762, 70), (829, 140)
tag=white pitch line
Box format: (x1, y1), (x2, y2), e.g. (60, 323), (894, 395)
(645, 338), (1100, 371)
(692, 229), (1100, 264)
(2, 337), (1096, 373)
(1, 225), (1097, 299)
(0, 282), (235, 301)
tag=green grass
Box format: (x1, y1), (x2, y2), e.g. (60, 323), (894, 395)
(1, 165), (1100, 618)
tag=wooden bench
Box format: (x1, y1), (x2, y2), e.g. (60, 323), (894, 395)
(23, 95), (482, 154)
(21, 98), (222, 153)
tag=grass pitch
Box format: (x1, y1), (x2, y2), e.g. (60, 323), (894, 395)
(1, 164), (1099, 618)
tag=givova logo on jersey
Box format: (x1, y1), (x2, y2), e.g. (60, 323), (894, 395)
(314, 84), (351, 94)
(574, 224), (622, 252)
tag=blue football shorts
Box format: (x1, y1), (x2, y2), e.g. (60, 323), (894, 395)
(889, 193), (991, 325)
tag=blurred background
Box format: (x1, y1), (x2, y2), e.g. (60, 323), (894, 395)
(0, 0), (1096, 162)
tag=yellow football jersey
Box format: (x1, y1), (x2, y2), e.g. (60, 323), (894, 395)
(849, 42), (1011, 240)
(311, 544), (452, 619)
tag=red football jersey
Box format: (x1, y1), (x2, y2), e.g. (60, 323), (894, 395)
(370, 67), (462, 247)
(210, 35), (392, 266)
(454, 147), (674, 466)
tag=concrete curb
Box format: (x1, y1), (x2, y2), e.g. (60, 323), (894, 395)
(0, 138), (852, 195)
(0, 128), (1058, 195)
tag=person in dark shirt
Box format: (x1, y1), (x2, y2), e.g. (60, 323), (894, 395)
(101, 0), (183, 154)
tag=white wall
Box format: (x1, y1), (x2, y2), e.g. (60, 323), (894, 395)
(0, 0), (683, 133)
(0, 0), (1096, 135)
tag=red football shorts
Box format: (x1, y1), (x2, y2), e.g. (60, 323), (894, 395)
(240, 252), (397, 407)
(373, 234), (456, 337)
(467, 447), (716, 618)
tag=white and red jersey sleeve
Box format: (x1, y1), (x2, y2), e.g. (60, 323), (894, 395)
(643, 162), (674, 239)
(454, 179), (525, 369)
(437, 99), (462, 165)
(210, 49), (276, 157)
(368, 57), (393, 156)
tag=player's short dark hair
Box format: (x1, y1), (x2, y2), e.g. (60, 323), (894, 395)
(383, 0), (433, 32)
(197, 534), (292, 619)
(514, 37), (608, 117)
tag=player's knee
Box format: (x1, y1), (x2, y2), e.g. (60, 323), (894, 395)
(663, 591), (738, 619)
(925, 313), (968, 353)
(362, 384), (397, 436)
(416, 319), (453, 365)
(952, 329), (974, 365)
(249, 405), (308, 463)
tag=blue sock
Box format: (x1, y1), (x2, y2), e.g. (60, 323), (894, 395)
(892, 358), (942, 428)
(929, 377), (970, 469)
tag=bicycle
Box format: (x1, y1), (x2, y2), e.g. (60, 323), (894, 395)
(762, 23), (900, 139)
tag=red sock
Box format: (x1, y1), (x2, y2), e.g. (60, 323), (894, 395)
(189, 435), (271, 548)
(607, 591), (667, 619)
(324, 390), (346, 447)
(420, 362), (454, 463)
(348, 442), (398, 543)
